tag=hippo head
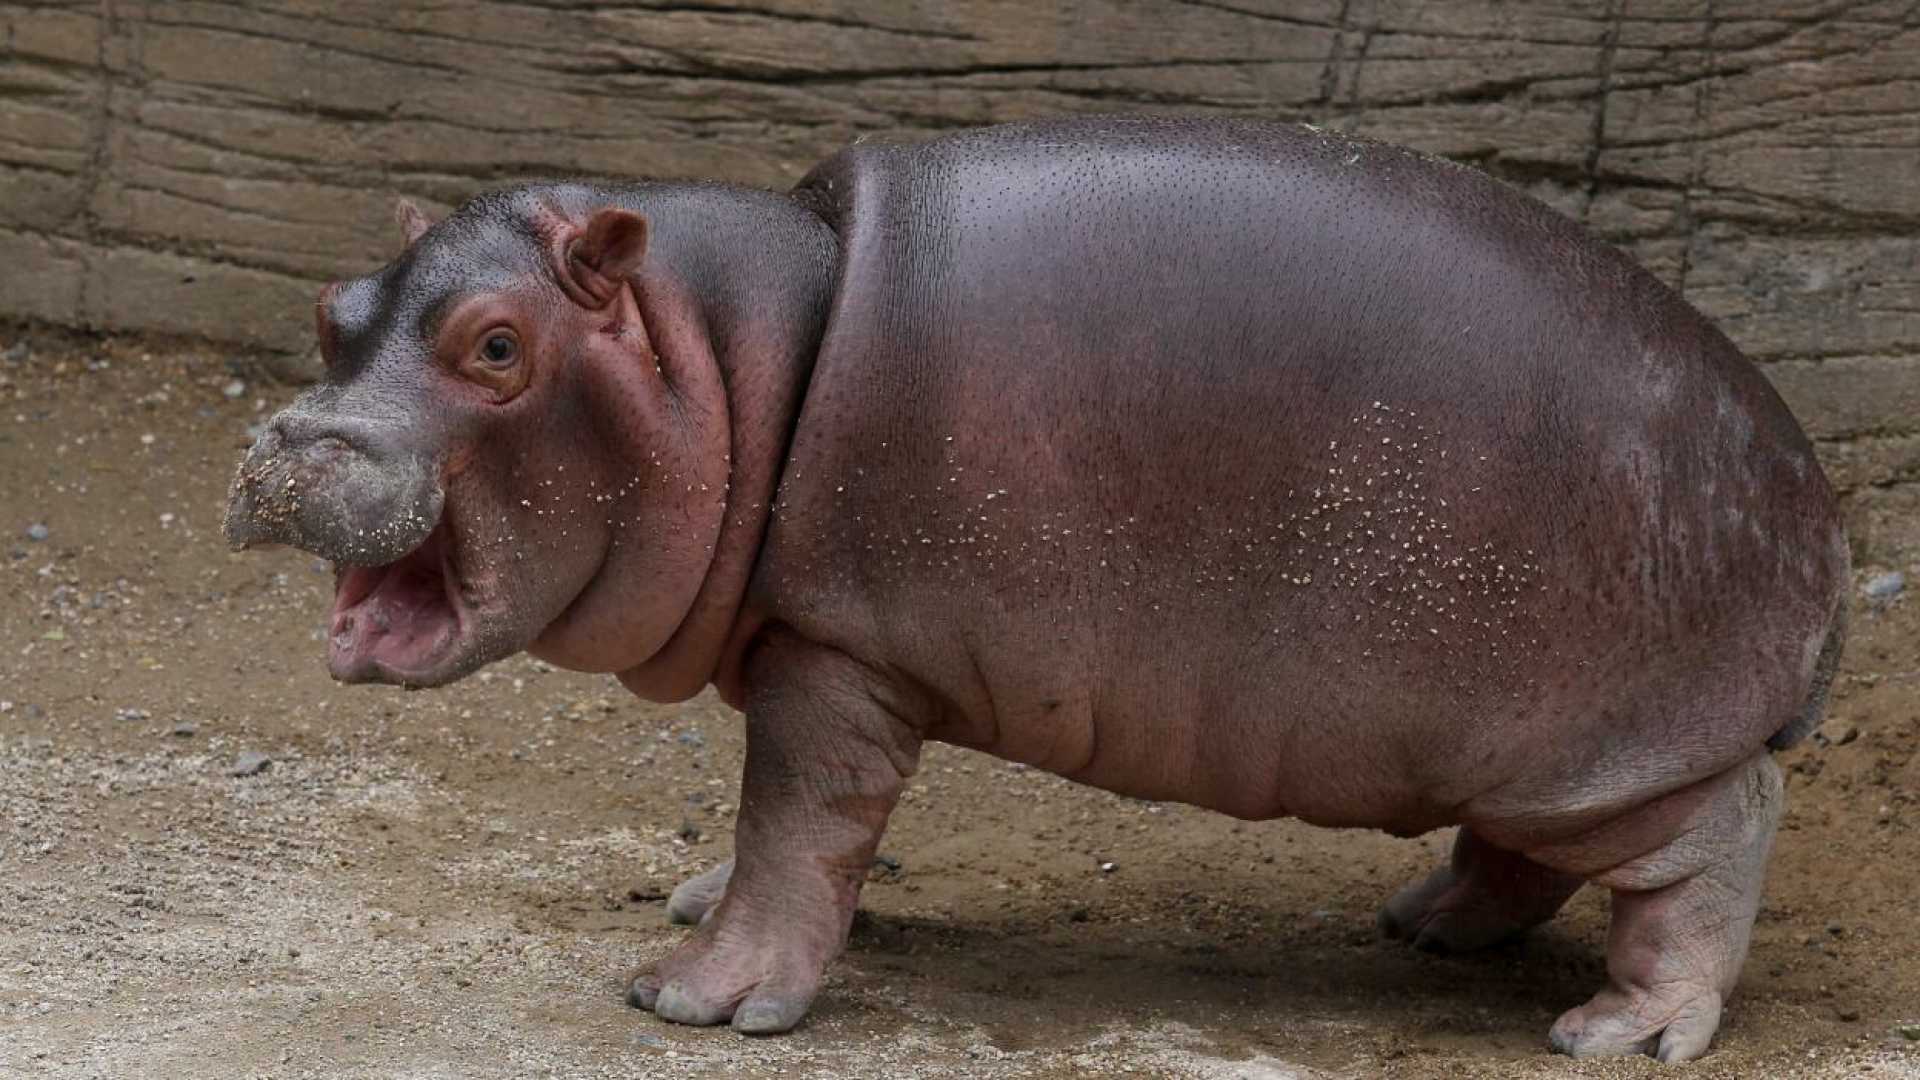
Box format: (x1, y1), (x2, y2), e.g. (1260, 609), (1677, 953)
(225, 190), (732, 689)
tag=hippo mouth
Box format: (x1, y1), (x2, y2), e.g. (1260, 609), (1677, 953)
(328, 521), (468, 685)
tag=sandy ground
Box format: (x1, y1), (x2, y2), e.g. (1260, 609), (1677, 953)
(0, 329), (1916, 1080)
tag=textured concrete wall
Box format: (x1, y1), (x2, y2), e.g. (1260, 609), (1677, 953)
(2, 1), (1916, 521)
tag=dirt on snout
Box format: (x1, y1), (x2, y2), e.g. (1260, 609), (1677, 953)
(1, 330), (1916, 1080)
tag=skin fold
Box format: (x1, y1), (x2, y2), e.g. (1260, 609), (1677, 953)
(224, 117), (1849, 1061)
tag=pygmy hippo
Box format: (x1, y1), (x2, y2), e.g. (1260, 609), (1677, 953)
(224, 117), (1848, 1062)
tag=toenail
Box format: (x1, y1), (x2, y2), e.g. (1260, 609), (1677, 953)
(654, 984), (723, 1026)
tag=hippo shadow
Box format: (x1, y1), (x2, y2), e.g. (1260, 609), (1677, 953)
(827, 900), (1613, 1056)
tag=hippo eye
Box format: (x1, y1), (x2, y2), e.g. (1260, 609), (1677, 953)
(454, 323), (529, 401)
(480, 333), (518, 367)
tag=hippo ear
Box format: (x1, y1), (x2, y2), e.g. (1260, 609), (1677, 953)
(394, 198), (434, 247)
(563, 208), (650, 308)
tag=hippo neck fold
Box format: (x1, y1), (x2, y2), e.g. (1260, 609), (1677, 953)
(575, 183), (837, 703)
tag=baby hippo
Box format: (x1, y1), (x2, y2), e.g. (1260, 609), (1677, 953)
(225, 117), (1848, 1062)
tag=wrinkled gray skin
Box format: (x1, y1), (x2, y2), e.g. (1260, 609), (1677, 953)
(224, 118), (1849, 1062)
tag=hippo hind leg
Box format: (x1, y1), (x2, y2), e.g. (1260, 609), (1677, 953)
(1379, 828), (1585, 953)
(1528, 752), (1783, 1063)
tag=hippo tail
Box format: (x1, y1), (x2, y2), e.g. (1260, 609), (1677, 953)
(1767, 588), (1850, 751)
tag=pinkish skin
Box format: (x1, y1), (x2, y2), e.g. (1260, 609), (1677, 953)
(224, 118), (1849, 1062)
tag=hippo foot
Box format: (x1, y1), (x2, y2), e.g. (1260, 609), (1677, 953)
(627, 908), (827, 1034)
(1538, 753), (1783, 1063)
(1549, 983), (1724, 1062)
(666, 858), (733, 926)
(1379, 828), (1583, 953)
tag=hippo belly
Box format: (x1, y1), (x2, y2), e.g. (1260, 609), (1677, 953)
(756, 118), (1843, 834)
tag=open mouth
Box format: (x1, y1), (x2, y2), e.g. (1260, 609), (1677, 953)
(328, 522), (465, 683)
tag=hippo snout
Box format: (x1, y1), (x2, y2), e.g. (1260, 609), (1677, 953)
(223, 410), (443, 567)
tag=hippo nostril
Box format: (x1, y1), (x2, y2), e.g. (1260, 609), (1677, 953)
(261, 417), (365, 465)
(305, 436), (355, 464)
(262, 413), (306, 453)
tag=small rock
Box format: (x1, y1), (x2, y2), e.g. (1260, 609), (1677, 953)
(1098, 860), (1117, 873)
(222, 379), (247, 399)
(1836, 1006), (1859, 1022)
(1897, 1023), (1920, 1041)
(229, 751), (273, 777)
(674, 728), (705, 748)
(24, 523), (48, 542)
(170, 722), (198, 738)
(632, 1033), (669, 1050)
(1864, 571), (1905, 601)
(113, 707), (150, 723)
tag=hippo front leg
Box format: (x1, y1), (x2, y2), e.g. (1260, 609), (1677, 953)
(628, 632), (921, 1034)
